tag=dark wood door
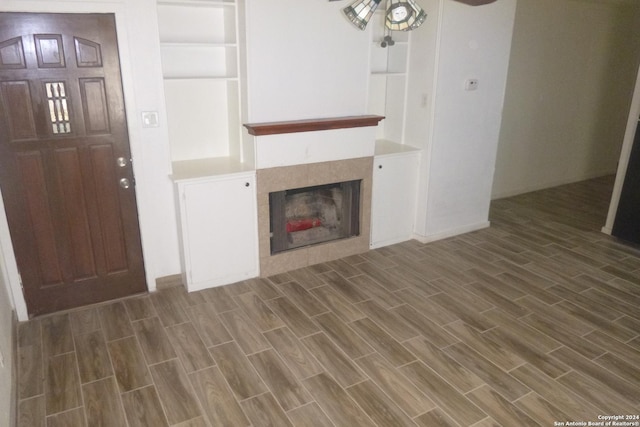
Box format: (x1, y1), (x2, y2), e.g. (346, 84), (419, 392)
(612, 118), (640, 245)
(0, 13), (146, 316)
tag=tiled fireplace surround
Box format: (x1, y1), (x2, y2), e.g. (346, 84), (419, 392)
(246, 116), (383, 277)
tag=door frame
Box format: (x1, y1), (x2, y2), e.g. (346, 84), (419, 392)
(603, 63), (640, 236)
(0, 2), (156, 320)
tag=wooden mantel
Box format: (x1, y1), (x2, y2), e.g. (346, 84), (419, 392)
(243, 115), (385, 136)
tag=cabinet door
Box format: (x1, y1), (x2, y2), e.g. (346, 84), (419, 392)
(371, 154), (419, 248)
(180, 175), (258, 290)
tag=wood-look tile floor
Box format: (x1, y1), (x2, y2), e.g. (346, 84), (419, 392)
(16, 175), (640, 426)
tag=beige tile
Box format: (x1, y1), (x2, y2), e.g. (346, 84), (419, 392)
(302, 373), (374, 427)
(310, 285), (366, 323)
(75, 330), (113, 383)
(234, 291), (285, 331)
(267, 296), (319, 338)
(404, 336), (483, 393)
(46, 408), (86, 427)
(189, 366), (250, 427)
(45, 352), (82, 415)
(209, 341), (268, 400)
(82, 376), (127, 427)
(399, 361), (486, 426)
(286, 402), (334, 427)
(149, 359), (202, 425)
(301, 332), (365, 388)
(165, 322), (214, 373)
(121, 385), (169, 427)
(107, 336), (152, 393)
(248, 349), (311, 411)
(241, 392), (294, 427)
(99, 302), (134, 341)
(69, 307), (101, 336)
(41, 314), (73, 356)
(346, 380), (416, 426)
(18, 396), (45, 427)
(184, 302), (232, 347)
(467, 385), (539, 427)
(263, 327), (324, 380)
(131, 317), (177, 365)
(350, 317), (415, 367)
(18, 343), (43, 399)
(356, 352), (435, 418)
(219, 309), (271, 354)
(314, 312), (374, 359)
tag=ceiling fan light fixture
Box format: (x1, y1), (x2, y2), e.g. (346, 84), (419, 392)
(343, 0), (382, 30)
(385, 0), (426, 31)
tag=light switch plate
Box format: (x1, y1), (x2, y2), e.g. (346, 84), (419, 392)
(141, 111), (159, 128)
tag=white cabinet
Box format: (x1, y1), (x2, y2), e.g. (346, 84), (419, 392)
(175, 169), (258, 291)
(371, 141), (420, 249)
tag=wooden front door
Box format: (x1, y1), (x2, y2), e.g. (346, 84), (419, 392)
(0, 13), (146, 316)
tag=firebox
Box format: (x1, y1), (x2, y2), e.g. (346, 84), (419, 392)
(269, 180), (361, 254)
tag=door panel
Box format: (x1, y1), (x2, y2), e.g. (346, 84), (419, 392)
(612, 119), (640, 245)
(0, 81), (38, 140)
(0, 13), (146, 316)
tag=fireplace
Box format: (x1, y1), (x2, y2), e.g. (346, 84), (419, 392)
(246, 116), (382, 277)
(269, 180), (361, 254)
(256, 157), (373, 277)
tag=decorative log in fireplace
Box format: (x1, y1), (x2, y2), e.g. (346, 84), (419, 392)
(269, 180), (361, 254)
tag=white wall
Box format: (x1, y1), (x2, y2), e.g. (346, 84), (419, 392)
(1, 0), (182, 320)
(414, 0), (517, 240)
(244, 0), (370, 122)
(492, 0), (640, 199)
(0, 243), (15, 427)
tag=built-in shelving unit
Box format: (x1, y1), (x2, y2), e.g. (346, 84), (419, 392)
(367, 10), (411, 146)
(157, 0), (246, 170)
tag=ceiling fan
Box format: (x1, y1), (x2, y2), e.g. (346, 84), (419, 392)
(451, 0), (498, 5)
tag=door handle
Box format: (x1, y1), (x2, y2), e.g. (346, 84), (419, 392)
(116, 157), (128, 167)
(119, 178), (130, 189)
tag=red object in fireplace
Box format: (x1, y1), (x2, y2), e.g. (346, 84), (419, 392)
(286, 218), (322, 233)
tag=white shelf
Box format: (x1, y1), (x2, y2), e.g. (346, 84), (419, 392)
(158, 2), (236, 44)
(160, 44), (237, 78)
(171, 157), (254, 182)
(375, 139), (420, 156)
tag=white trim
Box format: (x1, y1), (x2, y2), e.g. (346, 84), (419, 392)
(603, 63), (640, 235)
(412, 221), (490, 244)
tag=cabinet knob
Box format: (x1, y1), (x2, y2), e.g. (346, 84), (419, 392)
(378, 165), (383, 169)
(245, 182), (250, 187)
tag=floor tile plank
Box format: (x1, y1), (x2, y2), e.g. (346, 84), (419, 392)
(149, 359), (202, 425)
(121, 385), (169, 427)
(82, 376), (127, 427)
(209, 341), (268, 400)
(302, 373), (374, 427)
(189, 366), (250, 427)
(45, 352), (82, 415)
(248, 349), (312, 411)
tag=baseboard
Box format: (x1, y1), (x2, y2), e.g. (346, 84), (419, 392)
(155, 274), (183, 290)
(491, 171), (617, 200)
(413, 221), (491, 244)
(10, 309), (17, 427)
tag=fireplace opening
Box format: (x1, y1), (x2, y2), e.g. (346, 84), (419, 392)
(269, 180), (361, 255)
